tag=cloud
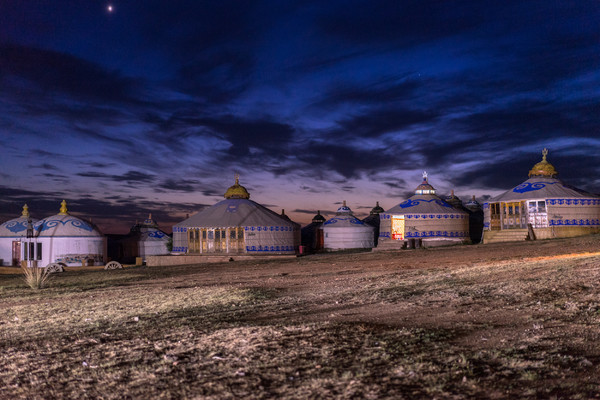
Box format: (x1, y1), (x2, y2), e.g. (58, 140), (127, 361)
(0, 44), (141, 104)
(76, 170), (156, 184)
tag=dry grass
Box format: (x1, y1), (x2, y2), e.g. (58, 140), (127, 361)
(19, 263), (51, 290)
(1, 236), (600, 398)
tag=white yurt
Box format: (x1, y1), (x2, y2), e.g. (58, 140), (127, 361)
(34, 200), (106, 267)
(0, 204), (39, 266)
(379, 172), (469, 247)
(322, 201), (374, 251)
(173, 176), (296, 254)
(483, 149), (600, 242)
(120, 214), (170, 262)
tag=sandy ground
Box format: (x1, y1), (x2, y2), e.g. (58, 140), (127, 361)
(2, 235), (600, 398)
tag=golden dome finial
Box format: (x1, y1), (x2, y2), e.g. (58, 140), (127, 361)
(59, 200), (69, 215)
(224, 175), (250, 199)
(22, 204), (30, 217)
(528, 148), (558, 178)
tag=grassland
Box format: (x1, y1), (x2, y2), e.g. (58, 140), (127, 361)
(1, 235), (600, 399)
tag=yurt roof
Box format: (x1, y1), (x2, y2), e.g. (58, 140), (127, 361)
(176, 198), (294, 228)
(323, 201), (374, 231)
(34, 200), (103, 237)
(0, 204), (39, 237)
(491, 149), (598, 202)
(491, 176), (597, 202)
(386, 173), (467, 215)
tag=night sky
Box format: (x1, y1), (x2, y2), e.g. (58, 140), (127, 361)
(1, 1), (599, 233)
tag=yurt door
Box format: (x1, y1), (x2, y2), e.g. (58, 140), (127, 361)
(201, 229), (207, 253)
(503, 202), (525, 229)
(490, 203), (501, 230)
(391, 215), (405, 240)
(12, 241), (21, 266)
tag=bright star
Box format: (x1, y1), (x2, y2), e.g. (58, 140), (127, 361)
(107, 4), (113, 12)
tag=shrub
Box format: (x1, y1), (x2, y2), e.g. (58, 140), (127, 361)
(20, 263), (51, 290)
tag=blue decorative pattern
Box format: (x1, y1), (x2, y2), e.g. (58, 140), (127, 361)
(244, 226), (292, 231)
(512, 181), (559, 193)
(484, 222), (490, 228)
(3, 220), (28, 233)
(547, 198), (600, 206)
(483, 203), (490, 209)
(226, 204), (239, 213)
(147, 231), (167, 238)
(173, 227), (188, 233)
(380, 214), (391, 220)
(549, 219), (600, 226)
(399, 198), (454, 208)
(35, 218), (93, 232)
(246, 245), (294, 252)
(323, 217), (366, 226)
(379, 232), (390, 238)
(405, 231), (468, 238)
(405, 214), (466, 219)
(172, 246), (188, 252)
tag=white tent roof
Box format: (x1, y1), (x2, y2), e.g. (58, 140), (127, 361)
(386, 194), (467, 215)
(491, 176), (597, 202)
(175, 198), (294, 229)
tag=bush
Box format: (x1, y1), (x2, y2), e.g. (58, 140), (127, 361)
(20, 263), (51, 290)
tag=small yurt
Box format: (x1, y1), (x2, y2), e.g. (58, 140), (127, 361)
(33, 200), (107, 266)
(301, 211), (326, 252)
(379, 172), (469, 247)
(464, 196), (484, 244)
(483, 149), (600, 242)
(322, 201), (374, 251)
(0, 204), (39, 266)
(120, 214), (170, 262)
(362, 202), (385, 246)
(173, 176), (296, 254)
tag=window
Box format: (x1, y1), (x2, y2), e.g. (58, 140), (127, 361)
(238, 229), (244, 239)
(208, 231), (214, 239)
(202, 230), (207, 239)
(215, 230), (221, 240)
(29, 243), (34, 260)
(36, 243), (42, 260)
(23, 242), (28, 260)
(230, 230), (236, 239)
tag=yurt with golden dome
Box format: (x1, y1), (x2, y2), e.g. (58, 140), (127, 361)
(378, 172), (469, 247)
(0, 204), (39, 266)
(173, 176), (296, 255)
(34, 200), (106, 266)
(322, 201), (375, 251)
(483, 149), (600, 242)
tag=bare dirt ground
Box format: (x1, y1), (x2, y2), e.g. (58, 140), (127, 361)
(1, 235), (600, 399)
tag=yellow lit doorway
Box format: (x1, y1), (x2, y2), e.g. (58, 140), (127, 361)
(391, 215), (405, 240)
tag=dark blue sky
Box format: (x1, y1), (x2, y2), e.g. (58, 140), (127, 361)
(1, 1), (599, 232)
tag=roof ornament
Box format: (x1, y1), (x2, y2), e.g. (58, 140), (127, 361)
(423, 171), (428, 181)
(528, 148), (557, 178)
(224, 174), (250, 199)
(59, 200), (69, 215)
(22, 203), (30, 217)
